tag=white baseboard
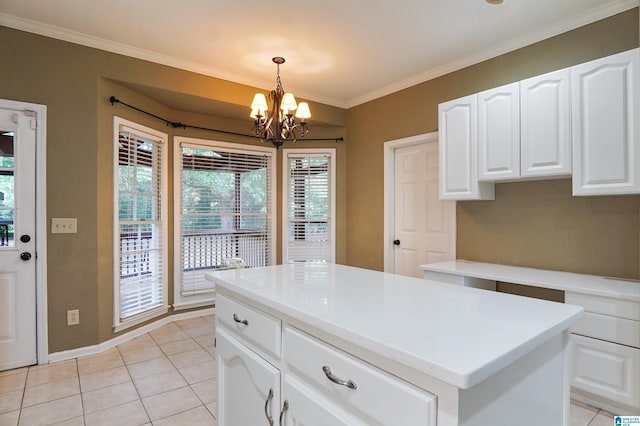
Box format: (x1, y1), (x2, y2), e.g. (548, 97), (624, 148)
(47, 307), (215, 364)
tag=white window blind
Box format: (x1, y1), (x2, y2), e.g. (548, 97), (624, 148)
(175, 139), (275, 303)
(283, 149), (335, 263)
(114, 118), (167, 329)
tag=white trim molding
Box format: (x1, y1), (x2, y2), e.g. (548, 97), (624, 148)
(48, 308), (215, 363)
(383, 132), (457, 273)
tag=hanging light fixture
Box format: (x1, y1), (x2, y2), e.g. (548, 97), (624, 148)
(250, 57), (311, 149)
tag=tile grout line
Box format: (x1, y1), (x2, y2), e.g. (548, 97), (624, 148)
(117, 341), (155, 425)
(16, 368), (26, 426)
(174, 317), (218, 419)
(75, 358), (87, 426)
(152, 321), (216, 421)
(127, 322), (215, 423)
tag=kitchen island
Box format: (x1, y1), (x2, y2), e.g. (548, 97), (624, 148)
(207, 263), (583, 425)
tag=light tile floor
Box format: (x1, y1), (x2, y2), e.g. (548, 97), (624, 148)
(0, 315), (217, 426)
(0, 314), (618, 425)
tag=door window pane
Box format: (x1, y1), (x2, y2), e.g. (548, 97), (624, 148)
(0, 130), (15, 247)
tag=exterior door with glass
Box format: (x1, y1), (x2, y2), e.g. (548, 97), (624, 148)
(0, 106), (37, 370)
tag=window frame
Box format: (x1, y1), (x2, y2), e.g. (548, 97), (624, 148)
(282, 148), (336, 264)
(173, 137), (277, 310)
(112, 116), (169, 332)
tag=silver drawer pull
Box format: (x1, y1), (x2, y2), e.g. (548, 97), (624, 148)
(322, 365), (357, 389)
(233, 313), (249, 326)
(279, 400), (289, 426)
(264, 388), (274, 426)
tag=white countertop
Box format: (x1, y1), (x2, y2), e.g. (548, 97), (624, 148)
(420, 260), (640, 301)
(207, 263), (582, 389)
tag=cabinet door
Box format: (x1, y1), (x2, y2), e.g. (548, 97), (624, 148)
(438, 94), (494, 200)
(520, 68), (572, 178)
(280, 375), (363, 426)
(478, 82), (520, 181)
(217, 328), (280, 426)
(571, 334), (640, 412)
(571, 48), (640, 195)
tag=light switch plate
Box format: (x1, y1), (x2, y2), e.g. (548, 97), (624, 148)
(51, 218), (77, 234)
(67, 309), (79, 326)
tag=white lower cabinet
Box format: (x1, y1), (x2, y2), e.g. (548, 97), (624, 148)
(216, 294), (437, 426)
(216, 328), (281, 426)
(566, 291), (640, 413)
(281, 327), (437, 426)
(281, 375), (361, 426)
(571, 334), (640, 411)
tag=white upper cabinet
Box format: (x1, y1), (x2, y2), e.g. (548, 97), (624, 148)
(520, 68), (572, 178)
(571, 48), (640, 196)
(478, 82), (521, 181)
(438, 48), (639, 199)
(438, 94), (495, 200)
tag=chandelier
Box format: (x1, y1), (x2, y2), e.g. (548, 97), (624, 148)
(250, 57), (311, 148)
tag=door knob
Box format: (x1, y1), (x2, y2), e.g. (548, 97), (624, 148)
(20, 252), (32, 261)
(393, 239), (400, 246)
(20, 235), (31, 243)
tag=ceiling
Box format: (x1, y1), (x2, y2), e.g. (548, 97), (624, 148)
(0, 0), (638, 109)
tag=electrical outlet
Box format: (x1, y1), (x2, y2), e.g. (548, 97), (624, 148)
(67, 309), (79, 326)
(52, 218), (77, 234)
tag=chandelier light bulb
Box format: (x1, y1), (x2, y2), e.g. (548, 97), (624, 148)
(295, 102), (311, 119)
(281, 93), (298, 112)
(251, 93), (268, 115)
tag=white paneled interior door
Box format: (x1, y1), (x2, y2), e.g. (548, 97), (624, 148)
(0, 106), (37, 371)
(393, 141), (455, 278)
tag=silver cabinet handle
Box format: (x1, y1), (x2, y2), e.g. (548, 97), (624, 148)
(233, 313), (248, 326)
(322, 365), (357, 389)
(279, 400), (289, 426)
(264, 388), (274, 426)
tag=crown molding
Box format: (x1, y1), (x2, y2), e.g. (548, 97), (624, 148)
(2, 0), (637, 110)
(0, 13), (347, 109)
(346, 0), (639, 108)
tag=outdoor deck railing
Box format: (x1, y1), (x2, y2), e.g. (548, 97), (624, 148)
(120, 229), (268, 278)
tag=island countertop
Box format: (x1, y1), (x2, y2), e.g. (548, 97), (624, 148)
(206, 263), (583, 389)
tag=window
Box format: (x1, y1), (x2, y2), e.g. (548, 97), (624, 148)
(282, 149), (335, 263)
(113, 117), (168, 331)
(174, 137), (276, 309)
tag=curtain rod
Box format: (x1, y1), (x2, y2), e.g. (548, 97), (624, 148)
(109, 96), (344, 143)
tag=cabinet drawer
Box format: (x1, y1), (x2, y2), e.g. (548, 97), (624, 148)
(571, 312), (640, 348)
(216, 294), (281, 358)
(284, 327), (436, 426)
(571, 334), (640, 411)
(566, 292), (640, 321)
